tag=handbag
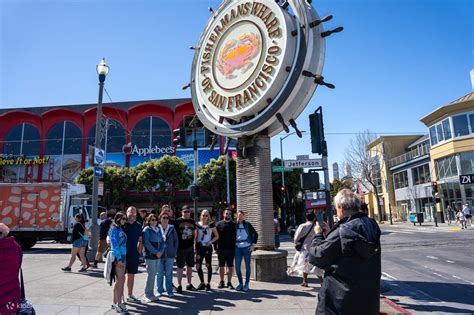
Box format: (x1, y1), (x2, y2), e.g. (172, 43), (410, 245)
(294, 224), (314, 251)
(18, 269), (36, 315)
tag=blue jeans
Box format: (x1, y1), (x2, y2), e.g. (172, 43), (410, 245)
(235, 246), (251, 285)
(145, 259), (159, 297)
(156, 258), (174, 294)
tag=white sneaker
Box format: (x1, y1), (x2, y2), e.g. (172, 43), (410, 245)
(126, 295), (141, 303)
(142, 296), (153, 303)
(115, 303), (128, 313)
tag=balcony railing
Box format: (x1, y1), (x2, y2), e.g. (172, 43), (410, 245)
(389, 145), (430, 168)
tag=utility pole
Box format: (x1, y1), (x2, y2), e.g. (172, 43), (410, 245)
(193, 128), (199, 220)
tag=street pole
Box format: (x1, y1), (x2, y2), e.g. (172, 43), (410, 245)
(225, 142), (231, 205)
(193, 128), (199, 220)
(280, 137), (286, 227)
(89, 58), (109, 261)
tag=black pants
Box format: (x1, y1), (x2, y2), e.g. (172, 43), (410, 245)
(196, 243), (213, 283)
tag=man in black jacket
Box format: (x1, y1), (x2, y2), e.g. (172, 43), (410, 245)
(309, 189), (381, 315)
(215, 208), (237, 289)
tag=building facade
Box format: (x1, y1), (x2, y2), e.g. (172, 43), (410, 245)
(332, 162), (339, 181)
(388, 135), (434, 221)
(365, 135), (421, 221)
(0, 99), (226, 185)
(420, 92), (474, 215)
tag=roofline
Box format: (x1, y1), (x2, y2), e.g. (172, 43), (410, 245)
(367, 135), (423, 149)
(420, 92), (474, 126)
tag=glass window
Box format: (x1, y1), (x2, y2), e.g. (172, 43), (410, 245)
(436, 124), (444, 142)
(44, 123), (64, 155)
(470, 114), (474, 134)
(452, 114), (469, 137)
(393, 171), (408, 189)
(131, 118), (151, 150)
(412, 163), (431, 185)
(63, 122), (82, 155)
(151, 117), (171, 148)
(459, 151), (474, 174)
(86, 125), (106, 150)
(429, 126), (437, 146)
(106, 120), (126, 153)
(436, 155), (458, 179)
(22, 124), (40, 156)
(3, 124), (23, 155)
(442, 119), (452, 140)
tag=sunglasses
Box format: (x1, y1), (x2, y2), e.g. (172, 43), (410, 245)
(120, 218), (126, 221)
(183, 210), (190, 213)
(202, 214), (209, 217)
(161, 217), (169, 220)
(150, 219), (157, 222)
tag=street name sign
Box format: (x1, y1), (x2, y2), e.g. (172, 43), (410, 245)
(284, 159), (322, 168)
(272, 166), (293, 172)
(459, 174), (474, 185)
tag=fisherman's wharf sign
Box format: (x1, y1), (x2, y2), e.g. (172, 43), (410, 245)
(191, 0), (330, 138)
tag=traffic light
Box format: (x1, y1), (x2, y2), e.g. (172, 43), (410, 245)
(309, 112), (326, 155)
(431, 181), (438, 193)
(280, 185), (286, 193)
(173, 127), (186, 146)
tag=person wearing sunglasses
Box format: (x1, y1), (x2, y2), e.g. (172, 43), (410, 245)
(174, 205), (198, 293)
(141, 213), (164, 303)
(109, 212), (128, 313)
(195, 209), (219, 291)
(216, 208), (236, 289)
(156, 211), (179, 297)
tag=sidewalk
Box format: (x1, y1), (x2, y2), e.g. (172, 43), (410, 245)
(23, 241), (409, 314)
(381, 220), (466, 231)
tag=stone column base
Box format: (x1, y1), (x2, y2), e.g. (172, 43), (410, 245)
(251, 250), (288, 282)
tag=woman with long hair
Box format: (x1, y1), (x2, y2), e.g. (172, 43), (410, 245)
(196, 209), (219, 291)
(61, 213), (88, 272)
(287, 212), (324, 287)
(235, 210), (258, 292)
(156, 210), (179, 297)
(142, 213), (164, 302)
(109, 212), (128, 313)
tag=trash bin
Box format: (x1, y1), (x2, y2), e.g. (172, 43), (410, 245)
(409, 212), (424, 226)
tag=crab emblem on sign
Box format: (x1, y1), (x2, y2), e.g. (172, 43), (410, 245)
(189, 0), (342, 138)
(217, 33), (261, 79)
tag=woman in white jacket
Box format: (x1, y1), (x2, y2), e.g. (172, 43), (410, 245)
(287, 212), (323, 287)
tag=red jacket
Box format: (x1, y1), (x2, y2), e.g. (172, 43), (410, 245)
(0, 237), (22, 315)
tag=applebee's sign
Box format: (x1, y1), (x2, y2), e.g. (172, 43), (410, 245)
(124, 145), (175, 156)
(191, 0), (340, 138)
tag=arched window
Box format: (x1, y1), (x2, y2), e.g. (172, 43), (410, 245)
(151, 117), (171, 147)
(22, 124), (40, 156)
(131, 117), (151, 149)
(64, 122), (82, 154)
(44, 121), (82, 155)
(3, 124), (24, 155)
(3, 123), (40, 156)
(106, 121), (126, 153)
(44, 123), (65, 155)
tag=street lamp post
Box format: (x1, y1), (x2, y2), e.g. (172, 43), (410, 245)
(89, 58), (109, 261)
(279, 131), (306, 227)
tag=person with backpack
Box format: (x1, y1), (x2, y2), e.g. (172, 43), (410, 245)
(287, 212), (323, 287)
(62, 213), (88, 272)
(234, 210), (258, 292)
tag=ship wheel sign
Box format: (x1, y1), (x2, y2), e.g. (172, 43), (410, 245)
(189, 0), (342, 139)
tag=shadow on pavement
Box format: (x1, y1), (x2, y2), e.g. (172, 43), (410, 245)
(385, 280), (474, 314)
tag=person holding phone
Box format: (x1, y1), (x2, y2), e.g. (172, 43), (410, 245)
(287, 212), (323, 287)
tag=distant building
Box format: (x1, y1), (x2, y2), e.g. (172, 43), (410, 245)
(332, 162), (340, 181)
(420, 91), (474, 217)
(345, 164), (352, 178)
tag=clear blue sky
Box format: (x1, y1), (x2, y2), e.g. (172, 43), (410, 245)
(1, 0), (473, 179)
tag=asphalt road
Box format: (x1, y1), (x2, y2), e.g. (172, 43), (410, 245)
(379, 223), (474, 314)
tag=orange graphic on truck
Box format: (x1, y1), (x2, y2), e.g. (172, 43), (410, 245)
(216, 33), (260, 79)
(0, 185), (61, 231)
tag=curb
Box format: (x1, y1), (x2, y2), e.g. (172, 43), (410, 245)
(380, 296), (412, 314)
